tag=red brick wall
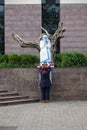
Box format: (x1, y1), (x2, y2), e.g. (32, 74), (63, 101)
(5, 4), (41, 55)
(60, 4), (87, 53)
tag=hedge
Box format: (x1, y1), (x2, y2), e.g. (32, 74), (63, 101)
(54, 52), (87, 67)
(0, 52), (87, 68)
(0, 54), (39, 68)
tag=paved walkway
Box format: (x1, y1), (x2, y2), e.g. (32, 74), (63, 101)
(0, 101), (87, 130)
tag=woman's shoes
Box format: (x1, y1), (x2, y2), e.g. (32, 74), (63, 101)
(42, 100), (49, 103)
(45, 100), (49, 103)
(42, 100), (45, 103)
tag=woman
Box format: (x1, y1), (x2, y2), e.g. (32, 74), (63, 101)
(39, 63), (51, 103)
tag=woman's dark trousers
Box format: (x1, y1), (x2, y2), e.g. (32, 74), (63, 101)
(41, 87), (50, 100)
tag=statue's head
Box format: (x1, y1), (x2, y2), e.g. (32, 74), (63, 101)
(42, 34), (48, 41)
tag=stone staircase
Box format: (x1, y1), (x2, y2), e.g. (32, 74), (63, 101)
(0, 69), (40, 106)
(0, 89), (39, 106)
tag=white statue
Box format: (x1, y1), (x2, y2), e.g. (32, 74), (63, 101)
(39, 34), (51, 64)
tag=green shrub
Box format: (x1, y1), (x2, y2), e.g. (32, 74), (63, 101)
(0, 54), (39, 68)
(0, 52), (87, 68)
(54, 53), (62, 67)
(54, 52), (87, 68)
(20, 54), (39, 66)
(0, 54), (8, 63)
(8, 54), (20, 66)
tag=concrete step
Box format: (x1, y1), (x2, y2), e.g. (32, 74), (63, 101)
(0, 95), (29, 101)
(0, 92), (18, 97)
(0, 89), (8, 93)
(0, 98), (39, 106)
(0, 89), (39, 106)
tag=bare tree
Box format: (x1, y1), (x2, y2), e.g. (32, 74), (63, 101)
(12, 22), (66, 60)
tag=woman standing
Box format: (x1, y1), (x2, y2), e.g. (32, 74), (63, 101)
(39, 63), (51, 103)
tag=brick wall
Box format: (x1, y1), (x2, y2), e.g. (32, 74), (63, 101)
(5, 4), (41, 55)
(52, 68), (87, 100)
(0, 68), (87, 100)
(5, 4), (87, 54)
(60, 4), (87, 53)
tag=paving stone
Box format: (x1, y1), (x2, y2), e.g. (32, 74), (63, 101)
(0, 101), (87, 130)
(0, 126), (17, 130)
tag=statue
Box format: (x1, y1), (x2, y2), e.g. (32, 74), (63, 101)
(12, 22), (66, 64)
(39, 34), (51, 64)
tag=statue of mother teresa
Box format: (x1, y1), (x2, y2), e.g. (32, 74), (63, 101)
(39, 34), (51, 64)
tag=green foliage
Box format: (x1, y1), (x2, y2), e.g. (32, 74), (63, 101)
(54, 51), (87, 68)
(0, 54), (39, 68)
(0, 54), (8, 63)
(19, 54), (39, 67)
(0, 52), (87, 68)
(8, 54), (20, 65)
(54, 53), (62, 67)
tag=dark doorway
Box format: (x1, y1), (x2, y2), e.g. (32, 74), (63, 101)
(42, 0), (60, 53)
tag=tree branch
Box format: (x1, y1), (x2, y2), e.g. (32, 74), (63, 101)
(12, 32), (40, 51)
